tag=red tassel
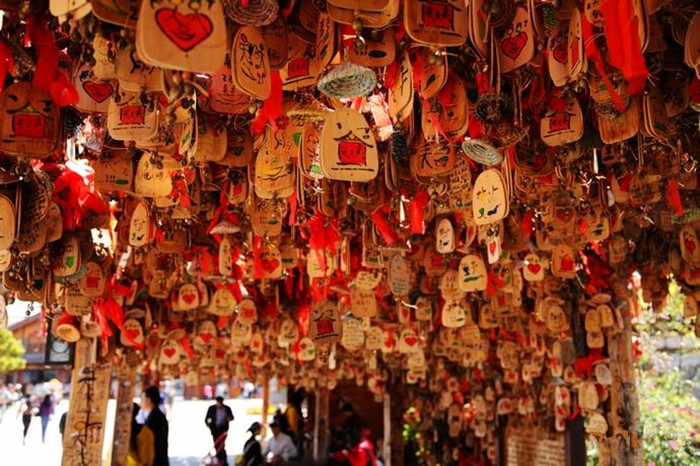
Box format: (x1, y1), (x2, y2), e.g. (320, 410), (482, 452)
(384, 61), (398, 89)
(26, 16), (77, 107)
(251, 71), (283, 136)
(582, 16), (627, 111)
(666, 178), (685, 217)
(600, 0), (648, 96)
(178, 336), (195, 359)
(521, 210), (535, 239)
(370, 206), (399, 245)
(252, 235), (264, 280)
(409, 189), (430, 234)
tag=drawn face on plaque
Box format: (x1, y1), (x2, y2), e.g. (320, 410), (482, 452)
(78, 262), (106, 297)
(129, 202), (151, 247)
(435, 218), (455, 254)
(458, 254), (487, 292)
(121, 319), (144, 347)
(54, 236), (80, 277)
(301, 125), (324, 180)
(177, 283), (200, 311)
(680, 225), (700, 262)
(320, 108), (378, 182)
(278, 318), (299, 348)
(137, 0), (226, 73)
(232, 27), (271, 99)
(160, 339), (180, 365)
(472, 169), (508, 225)
(0, 82), (59, 157)
(196, 320), (217, 346)
(254, 135), (295, 199)
(522, 252), (545, 282)
(259, 243), (282, 279)
(297, 337), (316, 361)
(207, 287), (235, 316)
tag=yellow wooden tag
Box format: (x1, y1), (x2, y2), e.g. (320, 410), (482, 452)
(472, 169), (509, 225)
(231, 26), (272, 99)
(129, 202), (151, 247)
(458, 254), (488, 292)
(320, 108), (379, 182)
(136, 0), (227, 73)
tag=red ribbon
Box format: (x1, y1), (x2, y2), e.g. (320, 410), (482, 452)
(666, 178), (685, 217)
(251, 71), (283, 136)
(51, 162), (109, 231)
(521, 210), (535, 239)
(409, 189), (430, 234)
(26, 16), (78, 107)
(600, 0), (649, 96)
(582, 16), (627, 111)
(0, 40), (14, 92)
(370, 205), (399, 245)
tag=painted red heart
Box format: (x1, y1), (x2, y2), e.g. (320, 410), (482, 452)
(501, 32), (528, 60)
(404, 336), (418, 346)
(527, 263), (541, 275)
(82, 81), (113, 103)
(155, 8), (213, 52)
(163, 347), (176, 358)
(261, 259), (280, 273)
(126, 329), (141, 340)
(199, 332), (213, 343)
(488, 242), (498, 255)
(685, 239), (696, 254)
(215, 350), (225, 358)
(182, 293), (196, 304)
(553, 42), (567, 65)
(252, 340), (260, 348)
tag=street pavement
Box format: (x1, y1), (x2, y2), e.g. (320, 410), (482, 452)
(0, 398), (267, 465)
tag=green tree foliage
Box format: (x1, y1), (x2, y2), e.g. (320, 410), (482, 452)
(0, 327), (26, 372)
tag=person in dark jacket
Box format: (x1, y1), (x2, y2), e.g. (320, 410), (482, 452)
(243, 422), (263, 466)
(38, 394), (55, 443)
(204, 396), (234, 465)
(142, 385), (169, 466)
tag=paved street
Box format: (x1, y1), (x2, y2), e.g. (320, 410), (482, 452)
(0, 398), (267, 465)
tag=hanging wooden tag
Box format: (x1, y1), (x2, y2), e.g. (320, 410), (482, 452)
(65, 286), (94, 316)
(320, 108), (379, 182)
(0, 82), (60, 158)
(403, 0), (468, 46)
(388, 254), (411, 296)
(206, 287), (235, 316)
(159, 339), (181, 365)
(135, 153), (178, 198)
(680, 225), (700, 263)
(46, 202), (63, 243)
(297, 337), (316, 361)
(551, 244), (577, 279)
(231, 26), (272, 100)
(115, 49), (166, 93)
(177, 283), (200, 311)
(54, 236), (80, 277)
(388, 51), (414, 120)
(207, 65), (252, 114)
(522, 252), (545, 282)
(120, 319), (144, 347)
(458, 254), (488, 292)
(442, 298), (466, 328)
(92, 0), (139, 27)
(548, 22), (569, 87)
(300, 125), (324, 180)
(78, 262), (106, 297)
(259, 242), (282, 279)
(351, 286), (377, 318)
(472, 169), (509, 225)
(435, 218), (456, 254)
(93, 153), (134, 193)
(74, 63), (115, 114)
(129, 202), (151, 247)
(310, 300), (342, 345)
(260, 16), (289, 70)
(107, 90), (158, 141)
(0, 194), (16, 250)
(136, 0), (227, 72)
(340, 315), (365, 351)
(567, 8), (586, 79)
(254, 132), (296, 199)
(498, 5), (535, 73)
(540, 96), (584, 146)
(347, 28), (396, 68)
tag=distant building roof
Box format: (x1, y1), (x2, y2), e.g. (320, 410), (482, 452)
(8, 313), (42, 332)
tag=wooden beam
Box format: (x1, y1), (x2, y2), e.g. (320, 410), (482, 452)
(383, 393), (391, 466)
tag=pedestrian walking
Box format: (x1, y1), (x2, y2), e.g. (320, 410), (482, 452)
(18, 398), (33, 445)
(38, 394), (55, 443)
(204, 396), (234, 465)
(142, 385), (169, 466)
(242, 422), (263, 466)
